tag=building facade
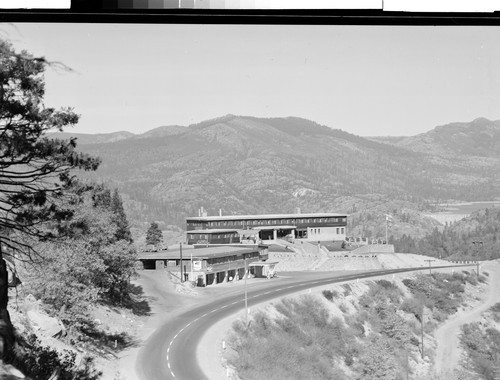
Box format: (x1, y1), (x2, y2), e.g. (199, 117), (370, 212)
(186, 212), (347, 243)
(138, 244), (273, 286)
(186, 229), (241, 245)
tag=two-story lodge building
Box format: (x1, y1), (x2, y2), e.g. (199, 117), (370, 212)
(186, 212), (347, 245)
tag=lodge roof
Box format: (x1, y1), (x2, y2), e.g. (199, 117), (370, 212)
(137, 245), (263, 261)
(186, 212), (347, 222)
(187, 229), (240, 234)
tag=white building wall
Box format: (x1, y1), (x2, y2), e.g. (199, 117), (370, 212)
(305, 226), (346, 242)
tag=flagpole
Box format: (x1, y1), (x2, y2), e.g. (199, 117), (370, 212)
(385, 214), (391, 244)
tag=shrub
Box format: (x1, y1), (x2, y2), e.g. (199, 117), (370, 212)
(376, 279), (398, 290)
(14, 334), (102, 380)
(478, 274), (487, 284)
(339, 302), (349, 313)
(464, 274), (478, 286)
(401, 297), (424, 321)
(322, 289), (339, 301)
(342, 284), (352, 296)
(228, 295), (352, 380)
(459, 323), (500, 379)
(489, 303), (500, 313)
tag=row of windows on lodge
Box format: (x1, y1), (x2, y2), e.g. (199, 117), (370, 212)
(188, 217), (347, 228)
(190, 227), (345, 240)
(188, 233), (237, 240)
(310, 227), (345, 235)
(207, 251), (260, 265)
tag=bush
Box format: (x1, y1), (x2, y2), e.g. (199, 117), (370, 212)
(14, 334), (102, 380)
(464, 274), (478, 286)
(459, 323), (500, 379)
(322, 289), (339, 301)
(489, 303), (500, 313)
(342, 284), (352, 296)
(228, 296), (354, 380)
(376, 279), (398, 290)
(401, 297), (424, 321)
(339, 302), (348, 313)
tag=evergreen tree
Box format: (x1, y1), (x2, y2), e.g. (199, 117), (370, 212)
(146, 222), (163, 246)
(0, 39), (100, 357)
(111, 189), (132, 242)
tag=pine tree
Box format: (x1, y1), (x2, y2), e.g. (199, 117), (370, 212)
(0, 39), (100, 358)
(111, 189), (132, 242)
(146, 222), (163, 246)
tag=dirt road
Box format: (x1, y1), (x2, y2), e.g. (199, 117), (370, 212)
(434, 261), (500, 377)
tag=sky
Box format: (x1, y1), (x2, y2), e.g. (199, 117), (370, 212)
(3, 23), (500, 136)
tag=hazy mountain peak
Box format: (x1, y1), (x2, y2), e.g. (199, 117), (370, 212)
(138, 125), (187, 138)
(48, 131), (135, 145)
(394, 117), (500, 158)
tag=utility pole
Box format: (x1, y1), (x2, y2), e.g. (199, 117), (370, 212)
(472, 241), (483, 276)
(424, 259), (435, 275)
(244, 254), (249, 325)
(180, 242), (183, 283)
(421, 306), (425, 359)
(385, 214), (392, 244)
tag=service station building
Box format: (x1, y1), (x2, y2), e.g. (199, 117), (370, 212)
(137, 244), (274, 287)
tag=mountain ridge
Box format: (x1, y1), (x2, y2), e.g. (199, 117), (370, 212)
(62, 115), (499, 229)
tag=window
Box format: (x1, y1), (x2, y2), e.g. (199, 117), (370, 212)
(341, 228), (345, 234)
(318, 228), (321, 233)
(336, 228), (340, 234)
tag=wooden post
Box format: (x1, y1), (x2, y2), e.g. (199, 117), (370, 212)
(421, 307), (424, 359)
(244, 254), (248, 324)
(179, 243), (183, 283)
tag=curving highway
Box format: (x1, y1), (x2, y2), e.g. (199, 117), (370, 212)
(136, 265), (473, 380)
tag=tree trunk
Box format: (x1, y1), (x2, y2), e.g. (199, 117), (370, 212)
(0, 258), (15, 358)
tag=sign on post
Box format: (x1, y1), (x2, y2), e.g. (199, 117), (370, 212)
(193, 260), (202, 271)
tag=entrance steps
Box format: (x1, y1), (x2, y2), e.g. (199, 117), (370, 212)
(273, 239), (302, 254)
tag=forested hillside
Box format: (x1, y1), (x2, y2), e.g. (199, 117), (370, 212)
(391, 207), (500, 260)
(56, 115), (500, 230)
